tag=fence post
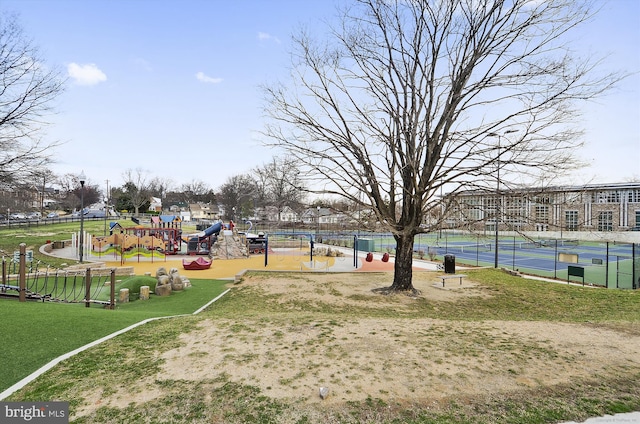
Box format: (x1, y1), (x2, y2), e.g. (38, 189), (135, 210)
(19, 243), (26, 302)
(353, 235), (358, 268)
(264, 235), (268, 267)
(110, 269), (115, 309)
(633, 243), (638, 290)
(605, 242), (609, 289)
(84, 267), (91, 307)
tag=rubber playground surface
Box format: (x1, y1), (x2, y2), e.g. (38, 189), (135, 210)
(85, 248), (408, 280)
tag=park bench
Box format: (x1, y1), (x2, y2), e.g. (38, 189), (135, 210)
(438, 274), (467, 287)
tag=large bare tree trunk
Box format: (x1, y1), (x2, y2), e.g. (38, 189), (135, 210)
(373, 234), (419, 295)
(392, 234), (416, 292)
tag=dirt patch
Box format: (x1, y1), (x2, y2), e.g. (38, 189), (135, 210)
(73, 272), (640, 416)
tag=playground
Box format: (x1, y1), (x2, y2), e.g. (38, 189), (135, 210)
(56, 219), (443, 279)
(2, 216), (637, 307)
(4, 218), (458, 307)
(64, 231), (407, 280)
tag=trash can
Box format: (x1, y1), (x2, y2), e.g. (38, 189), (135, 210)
(444, 254), (455, 274)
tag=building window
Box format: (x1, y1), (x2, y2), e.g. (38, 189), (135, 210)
(594, 191), (621, 203)
(597, 211), (613, 231)
(606, 191), (621, 203)
(535, 205), (549, 224)
(563, 192), (582, 204)
(565, 210), (578, 231)
(533, 195), (551, 204)
(635, 210), (640, 229)
(629, 190), (640, 203)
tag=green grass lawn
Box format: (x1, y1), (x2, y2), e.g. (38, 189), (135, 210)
(0, 278), (229, 393)
(5, 268), (637, 424)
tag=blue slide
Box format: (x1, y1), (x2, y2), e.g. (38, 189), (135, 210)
(187, 221), (222, 255)
(198, 221), (222, 238)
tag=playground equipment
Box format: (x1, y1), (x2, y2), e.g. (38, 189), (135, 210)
(92, 228), (182, 254)
(186, 221), (222, 255)
(2, 245), (118, 306)
(92, 215), (184, 255)
(245, 231), (267, 254)
(182, 257), (212, 270)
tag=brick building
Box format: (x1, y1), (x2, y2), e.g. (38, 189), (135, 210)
(450, 182), (640, 233)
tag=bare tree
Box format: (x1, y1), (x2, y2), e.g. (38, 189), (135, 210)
(122, 168), (152, 215)
(0, 12), (65, 186)
(218, 174), (258, 221)
(257, 157), (305, 222)
(148, 177), (174, 201)
(178, 179), (216, 204)
(53, 172), (98, 212)
(263, 0), (621, 294)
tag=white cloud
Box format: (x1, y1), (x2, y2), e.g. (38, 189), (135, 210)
(67, 63), (107, 85)
(196, 72), (222, 84)
(258, 32), (281, 44)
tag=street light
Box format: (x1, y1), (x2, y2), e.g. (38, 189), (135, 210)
(104, 180), (109, 236)
(487, 130), (518, 268)
(79, 171), (86, 263)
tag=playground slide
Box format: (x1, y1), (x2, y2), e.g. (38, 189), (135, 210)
(186, 221), (223, 255)
(197, 221), (222, 239)
(182, 221), (223, 243)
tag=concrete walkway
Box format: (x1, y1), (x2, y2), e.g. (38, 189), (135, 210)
(560, 411), (640, 423)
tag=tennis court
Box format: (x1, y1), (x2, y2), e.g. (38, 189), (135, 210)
(322, 232), (638, 289)
(421, 237), (638, 289)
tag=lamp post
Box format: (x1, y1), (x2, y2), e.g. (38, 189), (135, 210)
(104, 179), (109, 236)
(487, 130), (518, 268)
(79, 171), (86, 263)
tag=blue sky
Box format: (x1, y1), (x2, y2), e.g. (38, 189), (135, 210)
(2, 0), (639, 192)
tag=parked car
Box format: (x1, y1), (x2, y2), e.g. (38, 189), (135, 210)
(27, 212), (41, 220)
(84, 209), (106, 218)
(9, 213), (26, 220)
(46, 212), (59, 219)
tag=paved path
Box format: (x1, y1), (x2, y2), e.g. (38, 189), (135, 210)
(560, 411), (640, 423)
